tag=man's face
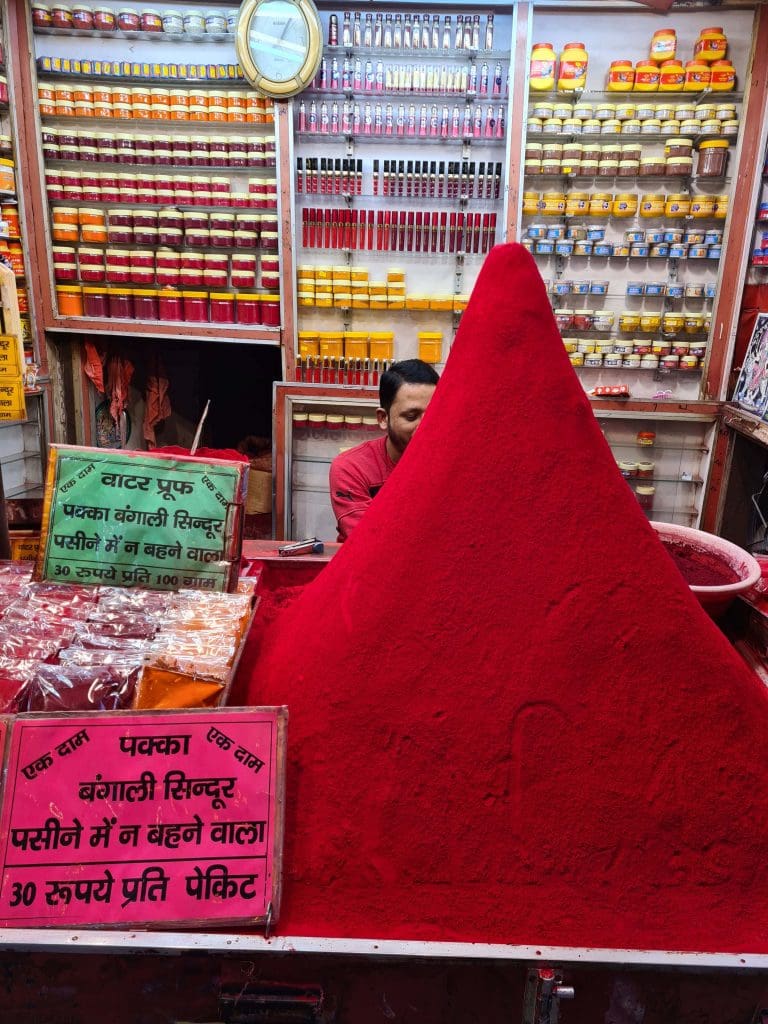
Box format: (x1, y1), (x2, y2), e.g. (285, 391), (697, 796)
(377, 382), (437, 457)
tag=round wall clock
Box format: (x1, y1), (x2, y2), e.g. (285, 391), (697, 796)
(236, 0), (323, 99)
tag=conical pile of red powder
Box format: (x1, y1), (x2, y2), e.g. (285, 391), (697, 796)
(244, 243), (768, 951)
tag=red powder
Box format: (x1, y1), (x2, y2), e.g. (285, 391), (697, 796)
(242, 244), (768, 954)
(663, 541), (740, 588)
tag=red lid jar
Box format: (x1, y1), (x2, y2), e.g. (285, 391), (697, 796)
(116, 8), (140, 31)
(156, 248), (181, 270)
(156, 266), (180, 287)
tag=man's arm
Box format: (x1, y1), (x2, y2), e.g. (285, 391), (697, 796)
(329, 455), (374, 541)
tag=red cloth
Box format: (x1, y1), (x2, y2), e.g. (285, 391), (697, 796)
(329, 434), (395, 541)
(143, 355), (172, 448)
(242, 243), (768, 952)
(82, 341), (105, 394)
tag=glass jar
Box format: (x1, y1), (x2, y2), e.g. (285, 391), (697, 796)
(697, 139), (729, 177)
(182, 290), (208, 322)
(71, 4), (94, 29)
(158, 287), (182, 320)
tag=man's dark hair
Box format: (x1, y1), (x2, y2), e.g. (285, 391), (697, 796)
(379, 359), (439, 412)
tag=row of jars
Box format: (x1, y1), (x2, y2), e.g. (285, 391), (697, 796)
(33, 4), (238, 36)
(51, 208), (279, 250)
(52, 245), (278, 291)
(602, 59), (736, 94)
(570, 337), (707, 357)
(571, 350), (702, 371)
(39, 82), (273, 123)
(527, 222), (722, 244)
(46, 171), (277, 208)
(554, 309), (709, 335)
(540, 277), (715, 300)
(524, 139), (729, 179)
(525, 236), (721, 259)
(530, 98), (738, 122)
(36, 55), (244, 82)
(42, 128), (275, 168)
(55, 285), (280, 326)
(527, 100), (738, 139)
(523, 190), (728, 219)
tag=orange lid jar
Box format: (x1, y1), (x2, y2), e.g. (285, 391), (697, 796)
(710, 60), (736, 91)
(659, 60), (685, 91)
(634, 61), (660, 92)
(694, 26), (727, 62)
(607, 60), (634, 92)
(650, 28), (676, 63)
(684, 60), (711, 91)
(529, 42), (557, 92)
(56, 285), (84, 316)
(557, 41), (588, 92)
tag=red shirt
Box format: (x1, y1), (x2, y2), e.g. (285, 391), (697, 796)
(329, 435), (395, 541)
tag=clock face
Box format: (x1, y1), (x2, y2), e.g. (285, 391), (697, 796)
(247, 0), (309, 83)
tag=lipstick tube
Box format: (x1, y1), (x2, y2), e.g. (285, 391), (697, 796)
(376, 210), (384, 251)
(302, 207), (309, 247)
(430, 210), (438, 253)
(295, 357), (302, 382)
(439, 211), (447, 253)
(296, 158), (303, 194)
(456, 211), (465, 253)
(415, 211), (422, 253)
(352, 208), (360, 250)
(367, 209), (374, 250)
(448, 211), (456, 253)
(407, 210), (414, 250)
(472, 212), (481, 254)
(398, 209), (406, 251)
(362, 359), (370, 387)
(321, 358), (330, 385)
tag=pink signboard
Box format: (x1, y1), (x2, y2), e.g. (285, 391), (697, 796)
(0, 708), (286, 928)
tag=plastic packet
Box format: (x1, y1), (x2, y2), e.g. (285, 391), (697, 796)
(96, 588), (172, 614)
(67, 629), (149, 653)
(0, 634), (66, 661)
(145, 652), (231, 682)
(24, 662), (143, 712)
(58, 648), (148, 668)
(0, 664), (35, 712)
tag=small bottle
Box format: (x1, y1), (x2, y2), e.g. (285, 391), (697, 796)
(318, 57), (328, 90)
(328, 14), (338, 46)
(440, 65), (449, 94)
(374, 104), (383, 135)
(341, 101), (352, 133)
(479, 62), (489, 96)
(383, 14), (393, 48)
(432, 16), (440, 50)
(308, 100), (318, 132)
(396, 104), (406, 135)
(298, 100), (307, 132)
(393, 13), (402, 48)
(471, 15), (481, 51)
(468, 64), (478, 96)
(473, 103), (483, 137)
(484, 106), (495, 137)
(374, 13), (383, 47)
(341, 11), (351, 46)
(463, 17), (473, 50)
(363, 103), (373, 134)
(365, 60), (374, 91)
(385, 103), (393, 135)
(403, 13), (412, 48)
(352, 11), (361, 46)
(352, 102), (361, 133)
(353, 58), (363, 89)
(330, 102), (339, 133)
(462, 106), (472, 138)
(330, 57), (340, 89)
(412, 14), (421, 49)
(342, 58), (352, 89)
(493, 62), (503, 97)
(485, 13), (494, 51)
(495, 106), (505, 139)
(375, 60), (384, 92)
(442, 15), (452, 50)
(319, 101), (329, 133)
(451, 105), (461, 137)
(363, 12), (373, 47)
(422, 15), (430, 49)
(419, 104), (429, 136)
(407, 103), (416, 135)
(455, 14), (464, 49)
(440, 106), (450, 138)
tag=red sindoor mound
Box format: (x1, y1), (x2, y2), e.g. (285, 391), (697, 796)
(245, 243), (768, 952)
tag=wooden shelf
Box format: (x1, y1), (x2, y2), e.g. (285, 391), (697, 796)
(44, 316), (282, 345)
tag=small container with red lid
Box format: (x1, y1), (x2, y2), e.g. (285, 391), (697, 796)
(230, 192), (250, 208)
(33, 3), (53, 28)
(183, 210), (209, 232)
(233, 229), (256, 249)
(248, 180), (267, 207)
(54, 245), (77, 265)
(141, 9), (163, 32)
(54, 261), (78, 282)
(231, 268), (256, 289)
(210, 211), (235, 231)
(232, 253), (256, 272)
(156, 189), (176, 206)
(237, 212), (260, 233)
(130, 266), (155, 287)
(203, 267), (228, 289)
(186, 228), (211, 248)
(130, 249), (155, 270)
(210, 175), (231, 195)
(210, 228), (234, 248)
(134, 225), (159, 246)
(158, 226), (183, 248)
(52, 4), (74, 29)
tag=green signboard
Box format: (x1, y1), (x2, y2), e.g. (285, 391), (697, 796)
(35, 447), (247, 592)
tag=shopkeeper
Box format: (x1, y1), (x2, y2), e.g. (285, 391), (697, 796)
(329, 359), (440, 542)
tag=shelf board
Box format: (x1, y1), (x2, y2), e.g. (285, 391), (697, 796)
(722, 404), (768, 448)
(34, 26), (235, 44)
(604, 442), (709, 453)
(45, 159), (276, 176)
(44, 316), (282, 345)
(297, 131), (506, 146)
(527, 88), (743, 103)
(324, 45), (510, 61)
(40, 114), (273, 133)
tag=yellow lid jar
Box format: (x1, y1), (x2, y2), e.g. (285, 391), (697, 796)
(558, 41), (588, 93)
(523, 191), (540, 215)
(619, 312), (641, 333)
(640, 312), (661, 332)
(369, 332), (394, 361)
(640, 193), (664, 217)
(541, 191), (566, 215)
(607, 60), (634, 92)
(690, 194), (715, 217)
(634, 61), (660, 92)
(684, 60), (711, 91)
(665, 193), (691, 217)
(565, 191), (589, 216)
(662, 313), (685, 336)
(714, 194), (729, 219)
(418, 331), (443, 364)
(694, 26), (728, 63)
(612, 193), (638, 217)
(589, 192), (613, 216)
(530, 42), (557, 92)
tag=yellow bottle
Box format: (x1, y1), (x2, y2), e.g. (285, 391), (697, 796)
(530, 41), (557, 92)
(558, 41), (588, 93)
(684, 60), (711, 92)
(650, 28), (676, 63)
(694, 26), (727, 62)
(634, 61), (660, 92)
(607, 60), (634, 92)
(710, 60), (735, 91)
